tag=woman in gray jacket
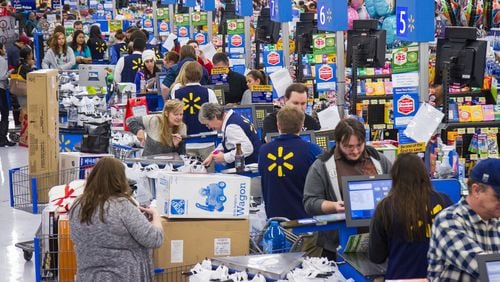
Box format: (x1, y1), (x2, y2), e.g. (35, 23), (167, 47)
(303, 117), (392, 259)
(41, 31), (75, 70)
(70, 157), (163, 281)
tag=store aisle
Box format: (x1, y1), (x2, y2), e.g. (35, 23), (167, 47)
(0, 146), (39, 282)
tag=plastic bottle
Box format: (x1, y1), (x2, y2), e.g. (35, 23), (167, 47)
(140, 75), (147, 94)
(234, 143), (245, 173)
(262, 221), (286, 254)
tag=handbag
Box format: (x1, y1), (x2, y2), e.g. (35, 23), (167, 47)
(9, 65), (27, 97)
(80, 121), (111, 154)
(124, 96), (149, 131)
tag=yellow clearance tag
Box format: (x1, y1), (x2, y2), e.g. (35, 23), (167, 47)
(398, 142), (427, 153)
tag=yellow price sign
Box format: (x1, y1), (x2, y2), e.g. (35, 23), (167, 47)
(251, 85), (273, 92)
(276, 38), (296, 53)
(211, 67), (229, 75)
(398, 142), (427, 153)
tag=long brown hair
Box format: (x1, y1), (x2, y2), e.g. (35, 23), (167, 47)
(50, 31), (68, 56)
(71, 157), (133, 224)
(153, 99), (184, 146)
(375, 153), (438, 241)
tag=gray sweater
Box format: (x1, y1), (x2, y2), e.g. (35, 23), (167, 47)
(69, 197), (163, 282)
(0, 55), (9, 90)
(127, 114), (187, 156)
(303, 146), (392, 252)
(41, 47), (75, 70)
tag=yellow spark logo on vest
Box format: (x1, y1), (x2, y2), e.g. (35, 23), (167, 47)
(132, 58), (143, 70)
(182, 92), (201, 114)
(96, 42), (106, 53)
(242, 116), (256, 133)
(154, 48), (161, 60)
(267, 146), (294, 177)
(120, 45), (128, 53)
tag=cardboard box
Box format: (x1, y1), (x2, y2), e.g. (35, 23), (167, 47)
(27, 70), (60, 203)
(154, 218), (249, 270)
(156, 173), (251, 219)
(59, 152), (113, 183)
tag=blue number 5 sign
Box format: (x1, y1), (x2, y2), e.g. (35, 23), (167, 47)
(317, 0), (347, 31)
(396, 6), (409, 38)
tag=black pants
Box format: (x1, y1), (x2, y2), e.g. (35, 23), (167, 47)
(10, 94), (20, 126)
(0, 88), (9, 141)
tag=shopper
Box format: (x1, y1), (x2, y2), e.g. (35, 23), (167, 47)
(69, 157), (163, 281)
(0, 43), (15, 147)
(134, 50), (160, 93)
(187, 39), (213, 75)
(6, 35), (31, 70)
(15, 47), (36, 79)
(87, 25), (107, 62)
(200, 103), (261, 167)
(262, 83), (320, 142)
(303, 117), (392, 260)
(163, 51), (179, 72)
(368, 153), (453, 279)
(171, 61), (218, 135)
(70, 30), (92, 69)
(24, 12), (38, 37)
(41, 31), (75, 70)
(211, 52), (248, 104)
(258, 105), (322, 219)
(110, 29), (128, 65)
(114, 38), (145, 84)
(241, 70), (267, 105)
(428, 158), (500, 280)
(127, 99), (186, 156)
(162, 45), (209, 93)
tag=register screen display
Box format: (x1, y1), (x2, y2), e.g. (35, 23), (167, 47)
(231, 107), (254, 123)
(347, 179), (392, 220)
(486, 261), (500, 281)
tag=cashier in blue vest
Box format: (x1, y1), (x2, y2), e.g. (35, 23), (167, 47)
(258, 106), (323, 220)
(199, 103), (261, 168)
(114, 38), (145, 84)
(171, 61), (219, 135)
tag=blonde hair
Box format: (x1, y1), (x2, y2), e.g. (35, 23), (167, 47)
(155, 99), (185, 146)
(172, 63), (190, 89)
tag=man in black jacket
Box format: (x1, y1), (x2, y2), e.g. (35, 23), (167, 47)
(211, 52), (248, 104)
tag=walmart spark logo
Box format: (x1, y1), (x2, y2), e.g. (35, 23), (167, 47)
(154, 48), (161, 60)
(182, 92), (201, 115)
(96, 41), (107, 53)
(132, 58), (143, 70)
(59, 135), (73, 152)
(119, 44), (128, 53)
(267, 146), (294, 177)
(241, 116), (256, 133)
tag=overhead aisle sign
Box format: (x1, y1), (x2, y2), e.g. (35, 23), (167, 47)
(270, 0), (292, 22)
(317, 0), (347, 31)
(396, 0), (434, 42)
(235, 0), (252, 17)
(201, 0), (215, 11)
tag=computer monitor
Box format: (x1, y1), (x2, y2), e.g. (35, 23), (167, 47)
(346, 20), (387, 68)
(266, 130), (316, 143)
(434, 27), (487, 88)
(342, 174), (392, 227)
(314, 129), (335, 151)
(205, 84), (227, 105)
(156, 72), (167, 93)
(253, 103), (275, 129)
(225, 105), (256, 124)
(78, 64), (113, 87)
(477, 253), (500, 282)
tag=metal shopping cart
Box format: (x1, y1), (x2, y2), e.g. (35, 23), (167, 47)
(249, 217), (311, 255)
(111, 143), (141, 161)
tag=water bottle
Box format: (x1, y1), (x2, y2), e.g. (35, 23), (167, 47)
(262, 221), (286, 254)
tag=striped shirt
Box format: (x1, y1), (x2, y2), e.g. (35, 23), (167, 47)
(428, 198), (500, 281)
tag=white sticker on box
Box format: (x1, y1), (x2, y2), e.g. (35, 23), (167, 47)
(170, 240), (183, 263)
(214, 238), (231, 256)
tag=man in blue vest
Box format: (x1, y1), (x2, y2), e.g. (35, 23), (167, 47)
(171, 61), (218, 135)
(114, 38), (146, 84)
(258, 105), (323, 219)
(199, 103), (261, 168)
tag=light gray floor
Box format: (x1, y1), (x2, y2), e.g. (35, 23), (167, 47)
(0, 145), (39, 282)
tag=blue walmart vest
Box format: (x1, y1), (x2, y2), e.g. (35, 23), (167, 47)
(175, 85), (210, 135)
(121, 53), (142, 83)
(222, 112), (261, 166)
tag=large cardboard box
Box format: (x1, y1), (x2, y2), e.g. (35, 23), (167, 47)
(155, 173), (251, 219)
(59, 152), (113, 183)
(27, 70), (60, 203)
(154, 218), (250, 270)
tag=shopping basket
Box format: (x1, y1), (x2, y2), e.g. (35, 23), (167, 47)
(111, 143), (141, 161)
(9, 166), (94, 214)
(249, 217), (310, 255)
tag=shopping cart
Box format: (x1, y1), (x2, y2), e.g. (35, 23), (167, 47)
(111, 143), (141, 161)
(9, 166), (95, 214)
(249, 217), (311, 255)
